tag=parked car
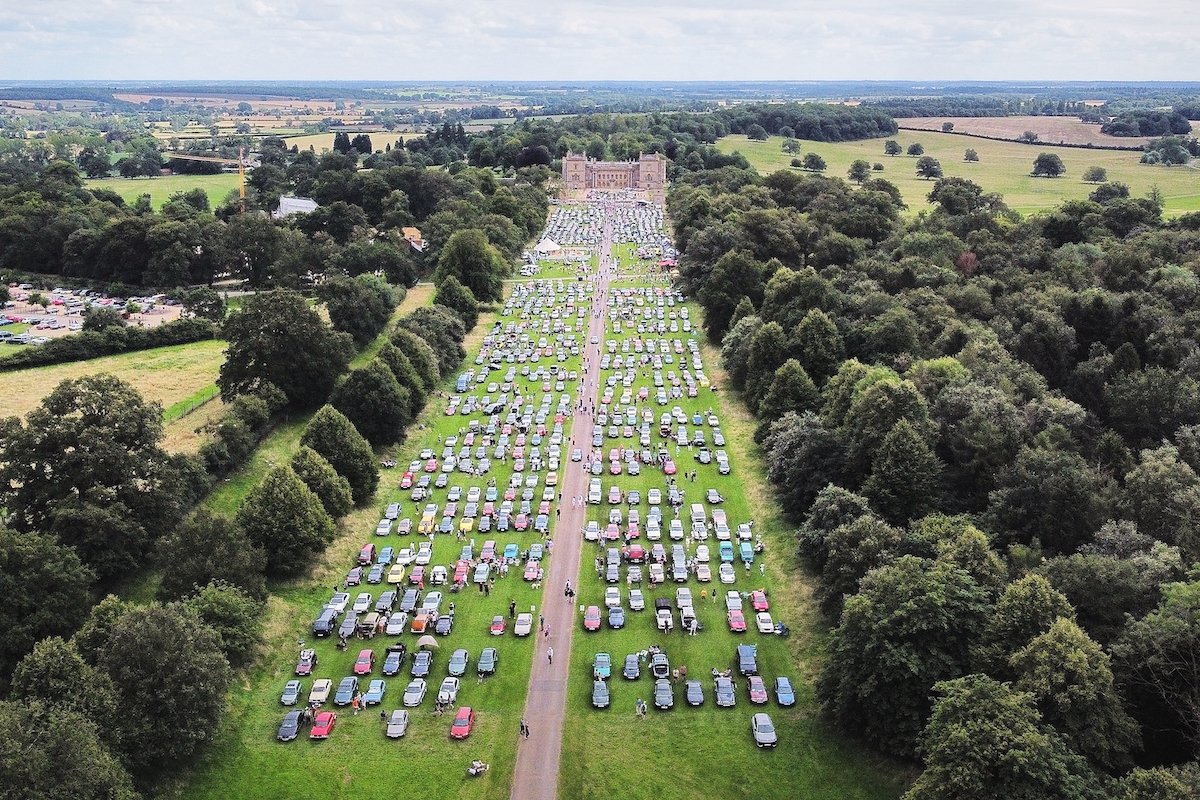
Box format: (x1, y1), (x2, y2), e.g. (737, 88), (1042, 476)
(653, 678), (674, 709)
(309, 678), (333, 705)
(438, 677), (460, 705)
(385, 709), (409, 738)
(364, 679), (387, 705)
(593, 652), (612, 680)
(514, 613), (533, 636)
(277, 710), (302, 742)
(448, 648), (470, 677)
(751, 712), (778, 748)
(280, 680), (302, 706)
(685, 680), (704, 706)
(774, 677), (796, 707)
(478, 647), (499, 676)
(592, 680), (611, 709)
(310, 711), (337, 740)
(403, 678), (427, 707)
(450, 706), (476, 739)
(715, 676), (736, 708)
(334, 677), (359, 706)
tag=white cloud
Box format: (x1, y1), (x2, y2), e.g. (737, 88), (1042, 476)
(0, 0), (1196, 80)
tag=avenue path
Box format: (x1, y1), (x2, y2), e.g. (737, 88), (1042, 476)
(509, 213), (613, 800)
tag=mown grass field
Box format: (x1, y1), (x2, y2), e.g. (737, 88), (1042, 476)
(0, 339), (226, 423)
(718, 133), (1200, 216)
(85, 173), (243, 210)
(178, 286), (587, 800)
(558, 255), (903, 800)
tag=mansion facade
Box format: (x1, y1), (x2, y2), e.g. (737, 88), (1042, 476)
(561, 152), (667, 204)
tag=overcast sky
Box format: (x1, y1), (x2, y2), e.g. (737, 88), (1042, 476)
(1, 1), (1197, 82)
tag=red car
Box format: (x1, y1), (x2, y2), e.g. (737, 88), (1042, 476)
(409, 565), (425, 585)
(481, 541), (496, 562)
(626, 522), (640, 540)
(728, 609), (747, 632)
(295, 649), (318, 675)
(450, 706), (476, 739)
(663, 458), (677, 476)
(424, 459), (438, 473)
(400, 472), (414, 489)
(490, 615), (506, 635)
(538, 501), (551, 516)
(627, 544), (646, 563)
(604, 523), (620, 541)
(583, 606), (602, 631)
(503, 487), (517, 502)
(453, 560), (470, 585)
(609, 460), (622, 475)
(514, 514), (529, 531)
(748, 675), (769, 704)
(353, 649), (375, 675)
(310, 711), (336, 739)
(751, 591), (769, 612)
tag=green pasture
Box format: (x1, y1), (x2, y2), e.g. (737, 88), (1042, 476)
(85, 173), (242, 210)
(558, 262), (902, 800)
(718, 133), (1200, 217)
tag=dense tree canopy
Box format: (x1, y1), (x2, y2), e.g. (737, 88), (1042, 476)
(218, 289), (353, 410)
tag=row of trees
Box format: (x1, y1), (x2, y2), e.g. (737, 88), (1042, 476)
(0, 133), (547, 289)
(669, 153), (1200, 795)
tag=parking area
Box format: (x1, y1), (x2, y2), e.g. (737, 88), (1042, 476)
(275, 277), (594, 758)
(1, 282), (184, 349)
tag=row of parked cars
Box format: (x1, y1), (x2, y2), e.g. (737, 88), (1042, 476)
(280, 279), (587, 743)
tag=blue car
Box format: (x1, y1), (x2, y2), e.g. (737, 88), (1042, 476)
(774, 677), (796, 707)
(364, 679), (386, 705)
(719, 542), (734, 563)
(334, 676), (358, 706)
(529, 543), (544, 561)
(377, 547), (394, 565)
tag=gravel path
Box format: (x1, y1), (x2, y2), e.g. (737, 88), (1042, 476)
(509, 214), (613, 800)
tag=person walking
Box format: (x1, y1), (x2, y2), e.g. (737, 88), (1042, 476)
(509, 599), (517, 618)
(539, 613), (545, 631)
(547, 646), (554, 664)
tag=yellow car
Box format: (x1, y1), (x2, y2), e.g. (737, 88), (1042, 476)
(546, 471), (559, 487)
(387, 564), (406, 584)
(418, 517), (435, 535)
(459, 517), (475, 534)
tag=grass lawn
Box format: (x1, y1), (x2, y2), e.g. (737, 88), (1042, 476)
(177, 282), (591, 800)
(718, 133), (1200, 217)
(85, 173), (243, 210)
(0, 339), (226, 423)
(557, 255), (904, 800)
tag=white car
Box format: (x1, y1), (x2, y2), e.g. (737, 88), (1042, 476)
(403, 679), (427, 707)
(396, 547), (416, 565)
(584, 521), (600, 541)
(629, 589), (645, 611)
(514, 613), (534, 636)
(415, 542), (433, 566)
(755, 612), (775, 634)
(719, 563), (736, 584)
(726, 591), (743, 612)
(385, 612), (409, 635)
(696, 564), (712, 582)
(326, 592), (350, 613)
(437, 677), (460, 704)
(604, 587), (621, 608)
(352, 592), (373, 614)
(695, 545), (710, 563)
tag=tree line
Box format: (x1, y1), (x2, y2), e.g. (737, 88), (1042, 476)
(669, 153), (1200, 797)
(0, 269), (481, 794)
(0, 135), (547, 289)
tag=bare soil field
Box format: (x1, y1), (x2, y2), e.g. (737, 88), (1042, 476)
(901, 116), (1152, 147)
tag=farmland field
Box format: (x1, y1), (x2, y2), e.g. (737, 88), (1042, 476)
(0, 339), (226, 423)
(899, 115), (1153, 147)
(718, 133), (1200, 216)
(85, 173), (242, 210)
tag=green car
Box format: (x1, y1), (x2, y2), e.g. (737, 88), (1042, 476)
(593, 652), (612, 680)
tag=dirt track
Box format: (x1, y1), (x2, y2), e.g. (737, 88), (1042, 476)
(508, 213), (613, 800)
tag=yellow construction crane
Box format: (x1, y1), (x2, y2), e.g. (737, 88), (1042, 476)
(162, 147), (249, 212)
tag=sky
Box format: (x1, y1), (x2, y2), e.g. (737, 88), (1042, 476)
(0, 0), (1197, 82)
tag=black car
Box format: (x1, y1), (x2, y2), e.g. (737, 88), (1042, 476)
(685, 680), (704, 706)
(477, 647), (498, 676)
(312, 608), (337, 637)
(411, 650), (432, 678)
(435, 613), (454, 636)
(592, 680), (611, 709)
(277, 710), (302, 741)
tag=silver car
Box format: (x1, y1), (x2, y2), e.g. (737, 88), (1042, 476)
(386, 709), (409, 738)
(751, 712), (778, 748)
